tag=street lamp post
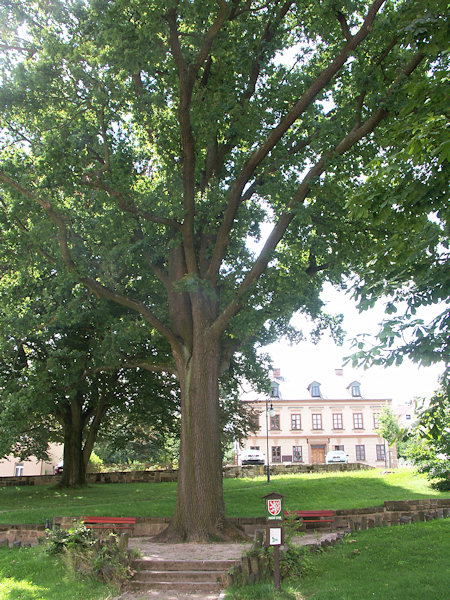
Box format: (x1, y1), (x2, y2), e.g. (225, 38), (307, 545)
(266, 397), (275, 483)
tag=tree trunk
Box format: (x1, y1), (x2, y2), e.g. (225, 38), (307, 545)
(60, 403), (86, 487)
(159, 300), (237, 541)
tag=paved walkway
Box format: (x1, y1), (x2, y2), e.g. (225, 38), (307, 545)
(118, 532), (339, 599)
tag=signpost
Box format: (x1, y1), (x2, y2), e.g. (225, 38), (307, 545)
(262, 492), (284, 590)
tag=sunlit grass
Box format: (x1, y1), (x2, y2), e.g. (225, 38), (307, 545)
(225, 520), (450, 600)
(0, 545), (117, 600)
(0, 468), (447, 524)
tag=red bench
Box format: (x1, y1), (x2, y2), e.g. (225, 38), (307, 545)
(82, 516), (136, 532)
(284, 510), (335, 526)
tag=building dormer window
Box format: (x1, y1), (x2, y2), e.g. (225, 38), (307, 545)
(271, 382), (279, 398)
(308, 381), (321, 398)
(348, 381), (361, 397)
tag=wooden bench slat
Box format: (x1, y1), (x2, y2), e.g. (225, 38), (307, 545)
(83, 516), (136, 523)
(284, 510), (335, 523)
(82, 516), (136, 531)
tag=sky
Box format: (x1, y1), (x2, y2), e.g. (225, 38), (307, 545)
(262, 283), (444, 406)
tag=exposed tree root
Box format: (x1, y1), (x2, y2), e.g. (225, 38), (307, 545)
(153, 518), (249, 543)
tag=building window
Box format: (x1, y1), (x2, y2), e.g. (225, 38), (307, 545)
(376, 444), (386, 461)
(291, 414), (301, 430)
(406, 414), (411, 420)
(14, 464), (24, 477)
(311, 384), (320, 397)
(270, 414), (280, 430)
(356, 445), (366, 461)
(271, 382), (279, 397)
(373, 413), (379, 428)
(334, 445), (344, 451)
(250, 446), (260, 450)
(312, 414), (323, 430)
(353, 413), (364, 429)
(351, 383), (361, 397)
(333, 413), (343, 429)
(293, 446), (302, 462)
(272, 446), (281, 462)
(250, 414), (259, 431)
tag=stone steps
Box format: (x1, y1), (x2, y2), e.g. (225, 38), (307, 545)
(130, 558), (238, 593)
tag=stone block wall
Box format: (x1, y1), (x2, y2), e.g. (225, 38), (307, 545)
(0, 462), (372, 487)
(0, 523), (46, 547)
(0, 498), (448, 548)
(334, 498), (450, 531)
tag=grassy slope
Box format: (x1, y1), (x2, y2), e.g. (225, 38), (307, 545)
(225, 520), (450, 600)
(0, 546), (117, 600)
(297, 519), (450, 600)
(0, 469), (447, 525)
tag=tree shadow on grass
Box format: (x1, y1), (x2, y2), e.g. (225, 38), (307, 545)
(224, 470), (445, 516)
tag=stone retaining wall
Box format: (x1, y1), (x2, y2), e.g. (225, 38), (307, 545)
(225, 499), (450, 586)
(0, 462), (372, 487)
(0, 523), (46, 548)
(1, 498), (448, 547)
(334, 498), (450, 531)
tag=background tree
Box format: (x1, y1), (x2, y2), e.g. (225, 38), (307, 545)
(376, 406), (402, 447)
(404, 381), (450, 490)
(347, 42), (448, 372)
(0, 293), (181, 486)
(0, 0), (447, 539)
(375, 405), (402, 468)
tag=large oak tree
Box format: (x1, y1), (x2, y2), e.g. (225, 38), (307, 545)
(0, 0), (447, 539)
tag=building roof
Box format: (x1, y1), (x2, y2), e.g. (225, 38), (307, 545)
(240, 367), (392, 402)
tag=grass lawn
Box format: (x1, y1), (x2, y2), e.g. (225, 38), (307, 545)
(0, 545), (118, 600)
(225, 520), (450, 600)
(0, 469), (448, 525)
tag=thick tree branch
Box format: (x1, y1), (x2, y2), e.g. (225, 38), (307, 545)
(167, 4), (229, 275)
(0, 172), (182, 352)
(190, 2), (230, 80)
(0, 171), (76, 271)
(207, 0), (387, 279)
(83, 179), (181, 229)
(78, 277), (181, 352)
(207, 0), (295, 185)
(0, 197), (57, 264)
(210, 49), (425, 336)
(91, 361), (177, 376)
(336, 11), (352, 41)
(167, 9), (198, 274)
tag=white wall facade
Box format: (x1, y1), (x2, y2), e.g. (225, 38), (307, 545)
(239, 381), (397, 468)
(0, 443), (63, 477)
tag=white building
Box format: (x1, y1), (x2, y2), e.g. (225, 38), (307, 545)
(0, 443), (62, 478)
(238, 368), (397, 468)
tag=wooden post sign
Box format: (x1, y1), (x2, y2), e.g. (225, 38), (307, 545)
(262, 492), (284, 590)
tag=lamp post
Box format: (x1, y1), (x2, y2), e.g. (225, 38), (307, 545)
(265, 397), (275, 483)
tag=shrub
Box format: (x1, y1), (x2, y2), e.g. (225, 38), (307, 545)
(87, 451), (103, 473)
(45, 523), (135, 586)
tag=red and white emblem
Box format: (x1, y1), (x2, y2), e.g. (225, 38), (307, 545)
(268, 499), (281, 516)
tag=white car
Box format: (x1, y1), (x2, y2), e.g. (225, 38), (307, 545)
(325, 450), (348, 464)
(240, 449), (266, 466)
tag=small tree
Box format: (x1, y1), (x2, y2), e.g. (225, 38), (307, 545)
(376, 406), (402, 447)
(405, 383), (450, 490)
(375, 405), (402, 468)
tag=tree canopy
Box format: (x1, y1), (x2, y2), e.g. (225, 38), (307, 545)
(0, 0), (447, 539)
(404, 380), (450, 490)
(0, 270), (181, 485)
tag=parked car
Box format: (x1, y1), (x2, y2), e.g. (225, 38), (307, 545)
(325, 450), (348, 464)
(240, 449), (266, 466)
(53, 461), (63, 474)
